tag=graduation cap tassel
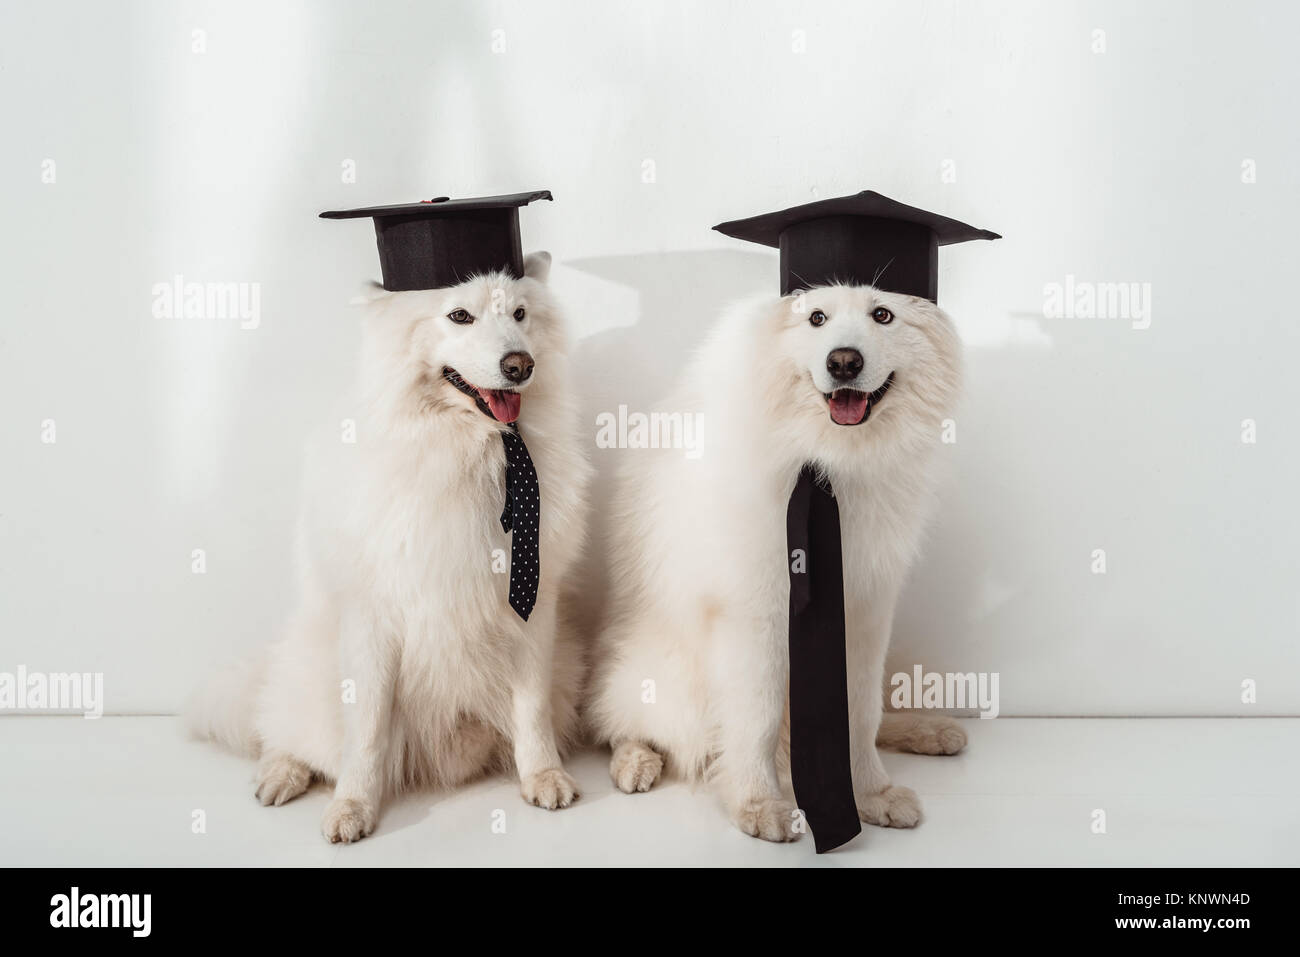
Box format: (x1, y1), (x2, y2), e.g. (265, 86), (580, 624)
(786, 466), (862, 853)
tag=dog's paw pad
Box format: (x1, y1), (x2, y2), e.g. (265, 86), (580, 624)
(906, 717), (967, 755)
(933, 723), (968, 755)
(321, 798), (376, 843)
(254, 754), (312, 807)
(857, 785), (922, 828)
(521, 768), (580, 810)
(610, 742), (663, 794)
(732, 797), (802, 843)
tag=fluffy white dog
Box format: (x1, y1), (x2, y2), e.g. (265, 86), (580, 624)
(190, 252), (591, 843)
(588, 284), (967, 843)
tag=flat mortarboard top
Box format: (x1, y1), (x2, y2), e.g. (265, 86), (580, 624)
(321, 190), (552, 292)
(713, 190), (999, 301)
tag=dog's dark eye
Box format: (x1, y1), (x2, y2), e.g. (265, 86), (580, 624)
(872, 306), (894, 325)
(809, 310), (827, 327)
(513, 307), (526, 322)
(447, 309), (473, 324)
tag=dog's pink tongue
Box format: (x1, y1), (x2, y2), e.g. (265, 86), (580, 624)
(483, 389), (522, 423)
(829, 389), (869, 425)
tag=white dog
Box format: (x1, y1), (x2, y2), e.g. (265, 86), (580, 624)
(190, 252), (591, 843)
(588, 284), (967, 843)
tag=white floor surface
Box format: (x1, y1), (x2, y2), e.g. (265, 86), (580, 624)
(1, 716), (1295, 867)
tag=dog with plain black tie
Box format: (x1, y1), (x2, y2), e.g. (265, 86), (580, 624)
(587, 192), (995, 848)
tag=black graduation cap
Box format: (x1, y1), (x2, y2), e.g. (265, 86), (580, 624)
(320, 190), (552, 291)
(713, 190), (999, 300)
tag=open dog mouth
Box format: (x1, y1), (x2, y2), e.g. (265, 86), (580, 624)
(442, 367), (522, 423)
(824, 372), (895, 426)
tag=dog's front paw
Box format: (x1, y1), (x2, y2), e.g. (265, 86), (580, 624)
(254, 752), (312, 807)
(930, 720), (967, 755)
(909, 717), (967, 755)
(321, 797), (377, 843)
(521, 768), (580, 809)
(857, 785), (922, 828)
(731, 796), (802, 843)
(610, 741), (664, 794)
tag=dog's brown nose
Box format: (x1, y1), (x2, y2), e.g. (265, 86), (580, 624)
(826, 348), (864, 382)
(500, 351), (535, 384)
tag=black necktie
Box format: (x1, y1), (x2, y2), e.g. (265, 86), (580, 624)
(499, 425), (540, 622)
(786, 465), (862, 853)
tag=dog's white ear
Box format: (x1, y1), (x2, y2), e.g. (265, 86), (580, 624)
(349, 280), (391, 306)
(523, 251), (552, 284)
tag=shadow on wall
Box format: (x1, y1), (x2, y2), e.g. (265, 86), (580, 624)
(558, 255), (1238, 714)
(888, 334), (1052, 696)
(562, 249), (774, 635)
(884, 308), (1243, 711)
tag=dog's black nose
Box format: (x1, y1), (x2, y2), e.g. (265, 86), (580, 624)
(501, 351), (535, 384)
(826, 348), (864, 382)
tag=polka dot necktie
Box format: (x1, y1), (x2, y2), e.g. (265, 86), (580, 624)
(786, 465), (862, 853)
(499, 424), (540, 622)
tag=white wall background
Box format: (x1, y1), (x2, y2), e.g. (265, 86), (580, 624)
(2, 0), (1296, 716)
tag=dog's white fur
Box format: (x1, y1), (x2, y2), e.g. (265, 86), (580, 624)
(588, 284), (966, 842)
(189, 252), (592, 843)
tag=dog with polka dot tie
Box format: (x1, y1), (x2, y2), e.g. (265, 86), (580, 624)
(189, 193), (592, 844)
